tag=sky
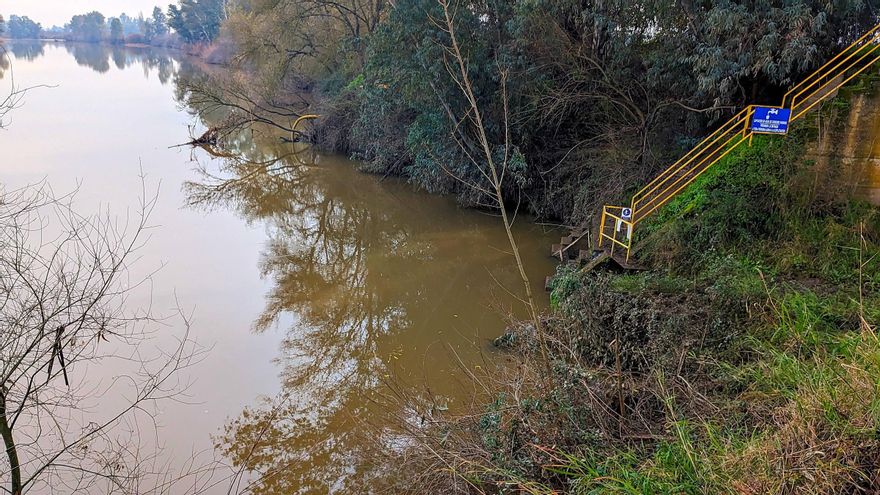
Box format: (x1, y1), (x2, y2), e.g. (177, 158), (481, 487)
(3, 1), (162, 27)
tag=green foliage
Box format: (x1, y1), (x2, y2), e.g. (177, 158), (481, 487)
(549, 449), (668, 494)
(455, 114), (880, 493)
(213, 0), (880, 222)
(351, 0), (529, 203)
(689, 1), (878, 98)
(6, 15), (41, 39)
(701, 253), (768, 303)
(152, 7), (168, 36)
(548, 264), (584, 308)
(167, 0), (225, 43)
(549, 269), (745, 373)
(346, 0), (879, 220)
(109, 18), (124, 44)
(775, 206), (880, 286)
(642, 134), (805, 254)
(543, 278), (880, 493)
(67, 12), (105, 42)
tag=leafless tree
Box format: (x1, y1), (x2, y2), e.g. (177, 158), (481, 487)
(433, 0), (551, 373)
(0, 181), (207, 494)
(178, 74), (312, 145)
(227, 0), (388, 70)
(0, 46), (55, 130)
(0, 47), (28, 129)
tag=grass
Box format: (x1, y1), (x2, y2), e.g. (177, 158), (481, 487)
(545, 283), (880, 494)
(527, 108), (880, 493)
(543, 186), (880, 493)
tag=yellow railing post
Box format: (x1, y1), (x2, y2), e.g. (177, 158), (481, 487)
(610, 222), (616, 258)
(292, 114), (321, 134)
(625, 222), (633, 263)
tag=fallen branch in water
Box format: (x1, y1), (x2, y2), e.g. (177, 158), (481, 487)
(169, 127), (220, 149)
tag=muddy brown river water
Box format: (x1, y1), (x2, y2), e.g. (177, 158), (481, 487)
(1, 41), (559, 493)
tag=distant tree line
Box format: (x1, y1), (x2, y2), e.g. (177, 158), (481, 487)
(2, 0), (224, 46)
(1, 15), (42, 39)
(63, 8), (178, 46)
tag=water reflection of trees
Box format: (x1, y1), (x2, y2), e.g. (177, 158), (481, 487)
(59, 43), (176, 83)
(183, 130), (518, 492)
(0, 45), (9, 80)
(8, 40), (45, 61)
(185, 145), (403, 493)
(0, 41), (178, 84)
(173, 60), (553, 492)
(184, 139), (438, 385)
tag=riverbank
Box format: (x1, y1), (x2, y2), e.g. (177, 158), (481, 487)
(367, 83), (880, 492)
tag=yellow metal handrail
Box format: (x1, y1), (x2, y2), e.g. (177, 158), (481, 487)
(292, 114), (320, 134)
(596, 21), (880, 263)
(631, 107), (752, 222)
(632, 106), (751, 202)
(633, 123), (750, 224)
(784, 23), (880, 110)
(791, 38), (880, 120)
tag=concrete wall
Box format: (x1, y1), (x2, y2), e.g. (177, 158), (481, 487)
(807, 87), (880, 205)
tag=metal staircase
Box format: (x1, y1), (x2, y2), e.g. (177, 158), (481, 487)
(593, 22), (880, 263)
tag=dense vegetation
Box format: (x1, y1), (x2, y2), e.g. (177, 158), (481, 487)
(167, 0), (227, 43)
(2, 15), (41, 39)
(4, 1), (878, 492)
(218, 0), (879, 223)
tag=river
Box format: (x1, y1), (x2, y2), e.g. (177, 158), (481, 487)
(1, 41), (558, 493)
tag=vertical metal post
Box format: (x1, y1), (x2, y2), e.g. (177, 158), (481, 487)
(742, 106), (752, 137)
(610, 215), (617, 258)
(625, 223), (633, 263)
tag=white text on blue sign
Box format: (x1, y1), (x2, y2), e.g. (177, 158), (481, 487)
(750, 107), (791, 135)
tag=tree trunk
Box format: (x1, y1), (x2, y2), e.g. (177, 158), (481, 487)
(0, 387), (22, 495)
(439, 0), (552, 381)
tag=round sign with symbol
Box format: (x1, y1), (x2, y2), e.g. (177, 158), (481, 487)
(621, 208), (632, 220)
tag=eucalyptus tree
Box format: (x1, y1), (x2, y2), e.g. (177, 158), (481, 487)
(5, 17), (41, 40)
(223, 0), (389, 84)
(167, 0), (227, 43)
(151, 7), (169, 37)
(67, 12), (105, 43)
(109, 18), (124, 44)
(350, 0), (880, 221)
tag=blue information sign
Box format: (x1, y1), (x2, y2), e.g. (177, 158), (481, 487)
(750, 107), (791, 135)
